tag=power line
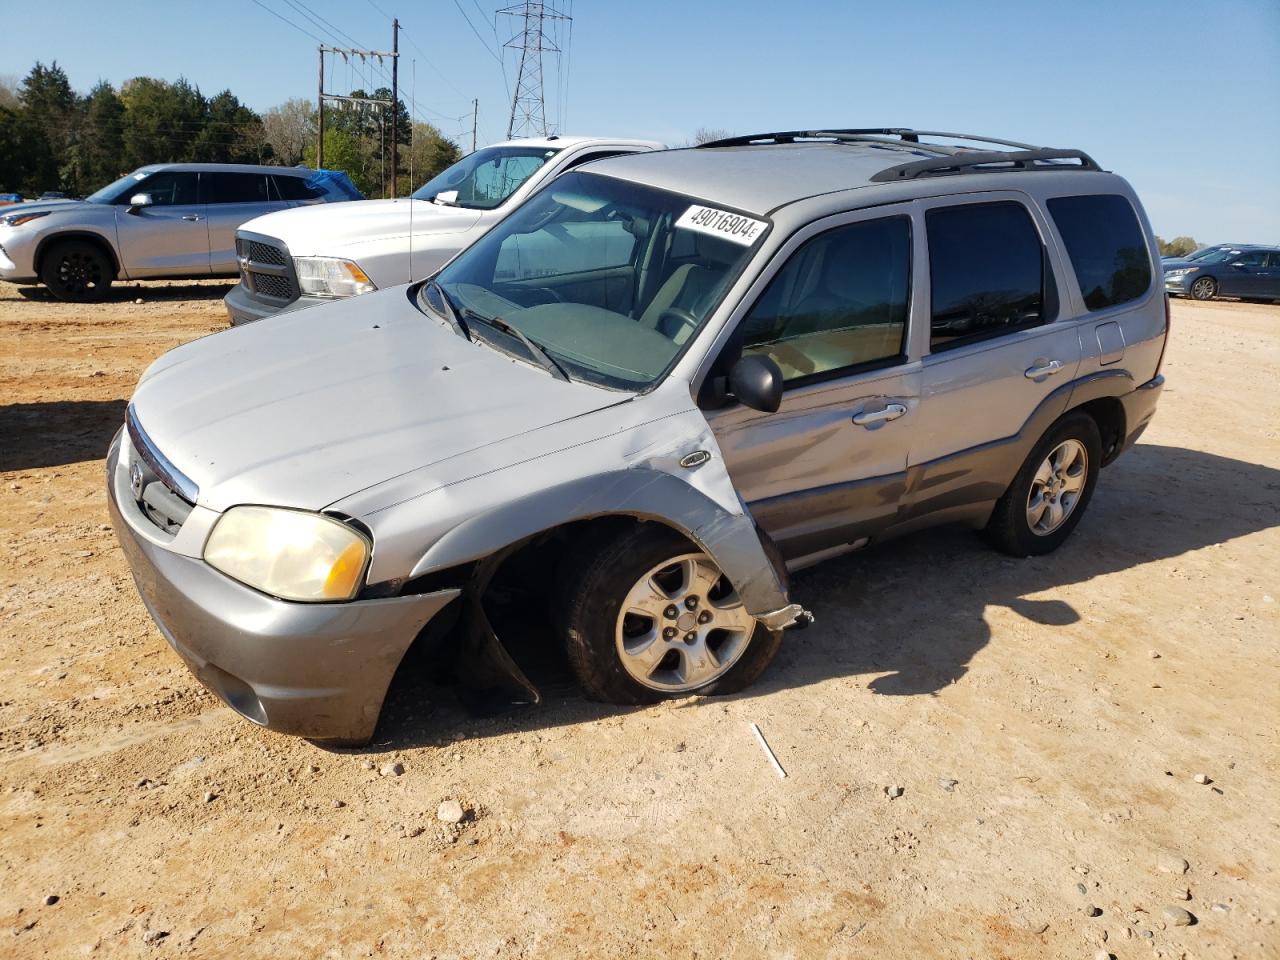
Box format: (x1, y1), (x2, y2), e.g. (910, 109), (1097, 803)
(453, 0), (505, 64)
(248, 0), (326, 44)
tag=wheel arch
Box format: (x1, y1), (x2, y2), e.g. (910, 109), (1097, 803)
(34, 230), (121, 279)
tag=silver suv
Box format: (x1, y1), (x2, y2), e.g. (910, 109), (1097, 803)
(108, 129), (1168, 745)
(0, 163), (359, 301)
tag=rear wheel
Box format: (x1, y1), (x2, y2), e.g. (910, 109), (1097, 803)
(984, 411), (1102, 557)
(40, 240), (113, 302)
(1190, 276), (1217, 301)
(560, 525), (781, 704)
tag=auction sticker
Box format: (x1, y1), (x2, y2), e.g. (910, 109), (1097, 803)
(675, 205), (767, 246)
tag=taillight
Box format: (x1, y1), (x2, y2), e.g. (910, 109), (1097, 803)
(1155, 293), (1171, 377)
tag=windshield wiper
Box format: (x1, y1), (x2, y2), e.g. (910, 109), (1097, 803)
(421, 279), (470, 341)
(459, 308), (570, 382)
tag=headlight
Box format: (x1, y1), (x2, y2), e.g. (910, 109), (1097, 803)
(293, 257), (376, 298)
(204, 506), (371, 602)
(1165, 267), (1199, 277)
(0, 210), (50, 228)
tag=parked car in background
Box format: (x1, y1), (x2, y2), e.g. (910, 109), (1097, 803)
(111, 128), (1167, 744)
(0, 193), (22, 207)
(224, 135), (664, 325)
(1164, 244), (1280, 301)
(0, 164), (363, 301)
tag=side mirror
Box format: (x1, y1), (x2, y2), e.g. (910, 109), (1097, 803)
(729, 354), (784, 413)
(127, 193), (153, 215)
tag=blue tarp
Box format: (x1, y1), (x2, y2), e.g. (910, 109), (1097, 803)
(307, 169), (365, 201)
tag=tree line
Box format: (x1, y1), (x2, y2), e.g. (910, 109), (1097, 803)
(0, 62), (461, 200)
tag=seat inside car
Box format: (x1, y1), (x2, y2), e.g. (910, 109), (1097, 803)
(639, 232), (741, 343)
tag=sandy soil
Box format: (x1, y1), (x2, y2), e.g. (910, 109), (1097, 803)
(1, 280), (1277, 959)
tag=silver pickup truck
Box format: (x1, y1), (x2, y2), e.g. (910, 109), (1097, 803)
(0, 163), (360, 301)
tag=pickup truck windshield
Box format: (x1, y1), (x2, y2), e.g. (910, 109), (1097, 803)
(424, 171), (768, 390)
(411, 146), (560, 210)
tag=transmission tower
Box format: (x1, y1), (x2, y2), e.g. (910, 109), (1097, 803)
(499, 2), (570, 139)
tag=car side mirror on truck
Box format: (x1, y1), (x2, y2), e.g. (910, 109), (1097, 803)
(127, 193), (153, 215)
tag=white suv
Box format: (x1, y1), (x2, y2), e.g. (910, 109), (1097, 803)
(224, 135), (663, 324)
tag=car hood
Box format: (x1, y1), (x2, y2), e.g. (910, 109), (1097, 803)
(1, 199), (90, 219)
(129, 286), (622, 513)
(1161, 258), (1194, 271)
(242, 198), (483, 257)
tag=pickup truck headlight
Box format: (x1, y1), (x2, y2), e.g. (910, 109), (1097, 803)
(293, 256), (376, 298)
(204, 506), (371, 602)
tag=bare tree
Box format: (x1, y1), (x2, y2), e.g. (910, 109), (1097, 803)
(262, 98), (315, 166)
(692, 127), (731, 145)
(0, 74), (19, 109)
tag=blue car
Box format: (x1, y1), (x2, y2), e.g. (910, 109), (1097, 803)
(1164, 244), (1280, 301)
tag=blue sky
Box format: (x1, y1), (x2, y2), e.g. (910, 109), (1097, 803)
(2, 0), (1277, 241)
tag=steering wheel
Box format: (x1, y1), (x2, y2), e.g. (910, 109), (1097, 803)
(655, 307), (698, 342)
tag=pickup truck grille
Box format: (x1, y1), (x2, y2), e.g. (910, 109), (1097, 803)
(236, 234), (298, 304)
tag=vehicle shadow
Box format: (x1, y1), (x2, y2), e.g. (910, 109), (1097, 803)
(0, 400), (126, 471)
(12, 282), (235, 303)
(366, 442), (1280, 752)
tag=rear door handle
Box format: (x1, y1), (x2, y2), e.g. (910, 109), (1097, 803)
(182, 214), (204, 222)
(852, 402), (907, 426)
(1024, 359), (1064, 379)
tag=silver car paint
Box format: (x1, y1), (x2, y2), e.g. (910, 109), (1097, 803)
(113, 145), (1167, 741)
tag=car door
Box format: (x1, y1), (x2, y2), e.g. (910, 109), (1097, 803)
(904, 193), (1083, 519)
(1264, 253), (1280, 299)
(703, 205), (922, 563)
(112, 171), (209, 278)
(203, 172), (288, 274)
(1217, 250), (1269, 298)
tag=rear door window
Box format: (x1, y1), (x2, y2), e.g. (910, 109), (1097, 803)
(926, 201), (1045, 352)
(741, 216), (911, 384)
(1047, 194), (1152, 310)
(204, 173), (269, 204)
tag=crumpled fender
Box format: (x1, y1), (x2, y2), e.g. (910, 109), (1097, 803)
(402, 406), (801, 629)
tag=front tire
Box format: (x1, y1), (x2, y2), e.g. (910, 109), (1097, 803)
(560, 525), (781, 704)
(40, 240), (113, 302)
(1190, 276), (1217, 301)
(984, 411), (1102, 557)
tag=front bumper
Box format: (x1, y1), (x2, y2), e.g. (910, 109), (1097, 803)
(0, 232), (37, 281)
(223, 281), (326, 326)
(107, 433), (459, 742)
(1163, 273), (1194, 296)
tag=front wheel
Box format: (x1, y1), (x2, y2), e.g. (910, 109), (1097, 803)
(40, 240), (113, 302)
(560, 525), (781, 704)
(1190, 276), (1217, 301)
(983, 411), (1102, 557)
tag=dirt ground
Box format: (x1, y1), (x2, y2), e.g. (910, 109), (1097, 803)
(0, 278), (1276, 960)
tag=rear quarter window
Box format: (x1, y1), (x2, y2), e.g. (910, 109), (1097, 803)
(1047, 194), (1151, 311)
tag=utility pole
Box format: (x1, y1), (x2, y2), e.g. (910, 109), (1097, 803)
(317, 47), (325, 168)
(390, 18), (399, 198)
(316, 42), (399, 195)
(499, 2), (570, 139)
(471, 99), (479, 152)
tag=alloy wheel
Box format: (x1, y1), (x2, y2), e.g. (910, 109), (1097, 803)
(1026, 439), (1088, 536)
(614, 553), (755, 692)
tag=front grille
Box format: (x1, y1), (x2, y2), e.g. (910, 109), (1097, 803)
(250, 272), (293, 299)
(126, 407), (197, 536)
(236, 233), (298, 305)
(246, 240), (287, 266)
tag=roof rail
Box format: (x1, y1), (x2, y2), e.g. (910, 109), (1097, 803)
(869, 148), (1101, 182)
(696, 128), (1042, 151)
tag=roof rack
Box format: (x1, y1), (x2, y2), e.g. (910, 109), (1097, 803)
(696, 128), (1042, 151)
(869, 148), (1100, 181)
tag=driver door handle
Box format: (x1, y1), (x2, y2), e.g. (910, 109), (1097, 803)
(852, 402), (907, 426)
(1024, 359), (1064, 379)
(182, 214), (204, 222)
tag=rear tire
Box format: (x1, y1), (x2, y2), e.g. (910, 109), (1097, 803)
(983, 411), (1102, 557)
(559, 524), (781, 705)
(40, 240), (113, 302)
(1189, 276), (1217, 301)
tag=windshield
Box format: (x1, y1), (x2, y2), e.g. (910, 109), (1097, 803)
(410, 146), (559, 210)
(1196, 249), (1244, 265)
(84, 169), (151, 204)
(423, 171), (768, 390)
